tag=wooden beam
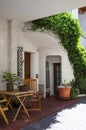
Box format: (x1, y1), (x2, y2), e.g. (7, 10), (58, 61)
(79, 6), (86, 14)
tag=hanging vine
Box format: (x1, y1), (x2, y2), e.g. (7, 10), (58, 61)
(31, 12), (86, 85)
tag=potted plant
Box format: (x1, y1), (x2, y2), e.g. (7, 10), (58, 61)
(18, 80), (28, 91)
(58, 80), (71, 99)
(2, 71), (19, 91)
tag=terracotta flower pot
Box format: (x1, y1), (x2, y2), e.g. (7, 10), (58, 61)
(58, 86), (71, 99)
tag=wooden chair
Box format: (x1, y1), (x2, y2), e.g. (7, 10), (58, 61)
(0, 99), (9, 124)
(24, 79), (37, 93)
(24, 79), (41, 112)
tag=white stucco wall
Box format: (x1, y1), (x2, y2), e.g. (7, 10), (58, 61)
(79, 12), (86, 48)
(72, 9), (86, 48)
(10, 21), (39, 79)
(0, 18), (8, 89)
(30, 52), (39, 78)
(72, 9), (78, 18)
(30, 52), (39, 91)
(0, 19), (39, 90)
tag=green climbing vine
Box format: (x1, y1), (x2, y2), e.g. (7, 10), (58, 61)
(31, 12), (86, 86)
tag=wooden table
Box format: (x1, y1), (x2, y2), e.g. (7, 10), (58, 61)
(0, 90), (34, 122)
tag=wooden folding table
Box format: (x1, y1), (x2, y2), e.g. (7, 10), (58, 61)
(0, 90), (34, 122)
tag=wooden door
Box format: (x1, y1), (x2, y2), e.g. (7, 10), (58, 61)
(54, 63), (61, 95)
(24, 52), (30, 79)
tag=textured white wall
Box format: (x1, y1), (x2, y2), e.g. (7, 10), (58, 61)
(30, 52), (39, 91)
(72, 9), (86, 48)
(79, 13), (86, 48)
(46, 56), (61, 63)
(30, 52), (39, 78)
(10, 21), (39, 79)
(72, 9), (78, 18)
(0, 19), (39, 90)
(0, 18), (8, 90)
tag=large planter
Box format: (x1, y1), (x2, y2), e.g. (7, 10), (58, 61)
(58, 86), (71, 99)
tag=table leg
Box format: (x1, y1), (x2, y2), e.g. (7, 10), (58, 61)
(13, 96), (29, 122)
(6, 97), (14, 111)
(1, 109), (9, 124)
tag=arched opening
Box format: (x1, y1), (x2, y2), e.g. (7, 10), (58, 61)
(46, 55), (62, 97)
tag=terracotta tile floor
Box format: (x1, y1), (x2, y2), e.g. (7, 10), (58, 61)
(0, 96), (80, 130)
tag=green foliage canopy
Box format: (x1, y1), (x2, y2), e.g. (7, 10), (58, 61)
(31, 12), (86, 85)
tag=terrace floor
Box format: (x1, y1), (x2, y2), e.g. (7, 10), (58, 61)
(0, 96), (81, 130)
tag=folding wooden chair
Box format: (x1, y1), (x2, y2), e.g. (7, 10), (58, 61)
(24, 79), (41, 112)
(0, 99), (9, 124)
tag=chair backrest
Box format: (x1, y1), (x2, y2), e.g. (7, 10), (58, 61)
(0, 99), (9, 124)
(24, 79), (37, 93)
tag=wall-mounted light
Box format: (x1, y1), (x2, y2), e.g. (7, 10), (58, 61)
(35, 74), (39, 78)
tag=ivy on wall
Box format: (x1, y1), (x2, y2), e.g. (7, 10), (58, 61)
(31, 12), (86, 85)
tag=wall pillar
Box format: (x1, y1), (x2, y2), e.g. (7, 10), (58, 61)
(31, 52), (39, 91)
(7, 20), (12, 71)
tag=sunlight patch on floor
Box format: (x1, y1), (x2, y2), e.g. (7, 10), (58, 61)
(46, 104), (86, 130)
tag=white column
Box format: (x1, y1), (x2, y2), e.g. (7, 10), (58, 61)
(31, 52), (39, 91)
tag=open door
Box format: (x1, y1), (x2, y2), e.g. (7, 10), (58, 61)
(54, 63), (61, 95)
(24, 52), (30, 79)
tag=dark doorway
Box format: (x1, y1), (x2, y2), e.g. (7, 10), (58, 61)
(54, 63), (61, 95)
(24, 52), (30, 79)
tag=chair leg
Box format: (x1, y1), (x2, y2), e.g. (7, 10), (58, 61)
(1, 111), (9, 124)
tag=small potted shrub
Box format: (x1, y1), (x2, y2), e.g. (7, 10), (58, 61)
(2, 71), (19, 91)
